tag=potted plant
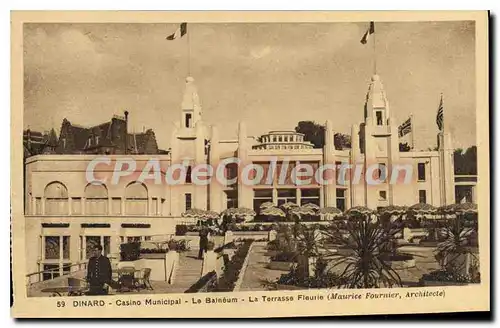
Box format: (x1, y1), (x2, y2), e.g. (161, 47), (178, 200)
(420, 213), (479, 286)
(268, 226), (298, 271)
(167, 240), (178, 252)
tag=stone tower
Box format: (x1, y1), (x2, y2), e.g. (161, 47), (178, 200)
(356, 74), (401, 208)
(169, 77), (208, 215)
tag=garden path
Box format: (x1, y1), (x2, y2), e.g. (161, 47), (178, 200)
(239, 243), (283, 291)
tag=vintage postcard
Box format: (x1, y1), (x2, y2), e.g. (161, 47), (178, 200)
(11, 11), (490, 318)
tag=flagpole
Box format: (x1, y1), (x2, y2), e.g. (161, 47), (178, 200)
(187, 24), (191, 77)
(410, 114), (415, 150)
(441, 92), (444, 134)
(373, 22), (377, 75)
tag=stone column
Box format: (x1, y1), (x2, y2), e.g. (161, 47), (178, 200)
(194, 121), (207, 210)
(108, 197), (112, 215)
(58, 236), (64, 276)
(147, 197), (152, 216)
(438, 132), (456, 205)
(81, 197), (86, 215)
(110, 222), (121, 262)
(272, 188), (278, 206)
(82, 236), (87, 261)
(209, 125), (223, 213)
(69, 223), (80, 271)
(68, 197), (72, 216)
(296, 188), (302, 206)
(323, 120), (336, 207)
(237, 122), (253, 209)
(31, 197), (36, 215)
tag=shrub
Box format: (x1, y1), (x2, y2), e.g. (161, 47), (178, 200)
(277, 264), (345, 288)
(322, 214), (403, 288)
(167, 239), (191, 252)
(214, 241), (237, 252)
(253, 224), (263, 231)
(421, 269), (479, 284)
(271, 251), (297, 262)
(176, 225), (189, 236)
(267, 240), (279, 251)
(213, 240), (253, 292)
(140, 248), (168, 254)
(186, 225), (199, 232)
(120, 242), (141, 261)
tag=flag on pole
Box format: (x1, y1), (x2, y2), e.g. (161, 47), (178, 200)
(398, 117), (412, 137)
(436, 94), (444, 131)
(360, 22), (375, 44)
(166, 23), (187, 40)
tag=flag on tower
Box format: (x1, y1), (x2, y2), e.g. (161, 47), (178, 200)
(360, 22), (375, 44)
(166, 23), (187, 40)
(436, 94), (444, 131)
(398, 117), (412, 137)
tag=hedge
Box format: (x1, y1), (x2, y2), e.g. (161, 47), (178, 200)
(213, 240), (253, 292)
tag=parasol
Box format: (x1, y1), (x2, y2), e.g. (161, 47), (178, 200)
(260, 206), (286, 217)
(280, 201), (300, 211)
(345, 206), (374, 216)
(318, 207), (343, 220)
(259, 201), (275, 210)
(302, 203), (320, 211)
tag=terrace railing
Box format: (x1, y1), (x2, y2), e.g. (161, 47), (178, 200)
(26, 261), (88, 287)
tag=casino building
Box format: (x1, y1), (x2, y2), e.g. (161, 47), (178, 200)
(23, 74), (466, 278)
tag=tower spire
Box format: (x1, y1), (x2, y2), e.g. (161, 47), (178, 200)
(181, 76), (202, 128)
(364, 74), (390, 126)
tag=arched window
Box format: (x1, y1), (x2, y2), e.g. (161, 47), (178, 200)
(85, 183), (108, 215)
(125, 182), (148, 215)
(44, 182), (68, 215)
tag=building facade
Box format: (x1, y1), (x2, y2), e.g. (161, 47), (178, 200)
(24, 74), (461, 278)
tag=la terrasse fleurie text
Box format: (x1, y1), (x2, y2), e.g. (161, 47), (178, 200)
(72, 290), (446, 308)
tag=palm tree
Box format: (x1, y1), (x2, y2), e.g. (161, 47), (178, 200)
(322, 211), (402, 288)
(295, 225), (324, 278)
(435, 204), (478, 274)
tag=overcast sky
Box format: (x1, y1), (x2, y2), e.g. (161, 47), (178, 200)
(24, 21), (476, 150)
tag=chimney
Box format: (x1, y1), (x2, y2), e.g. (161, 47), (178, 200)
(124, 110), (129, 154)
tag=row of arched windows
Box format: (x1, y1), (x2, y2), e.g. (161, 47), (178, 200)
(40, 181), (157, 216)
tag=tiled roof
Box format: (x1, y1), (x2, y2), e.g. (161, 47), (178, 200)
(60, 115), (159, 154)
(128, 129), (158, 154)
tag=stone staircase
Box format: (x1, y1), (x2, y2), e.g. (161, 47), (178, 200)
(161, 250), (203, 293)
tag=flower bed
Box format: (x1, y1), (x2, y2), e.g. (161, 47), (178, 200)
(267, 251), (296, 271)
(251, 217), (323, 223)
(213, 240), (254, 292)
(419, 269), (479, 286)
(140, 248), (167, 254)
(175, 224), (189, 236)
(274, 266), (345, 289)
